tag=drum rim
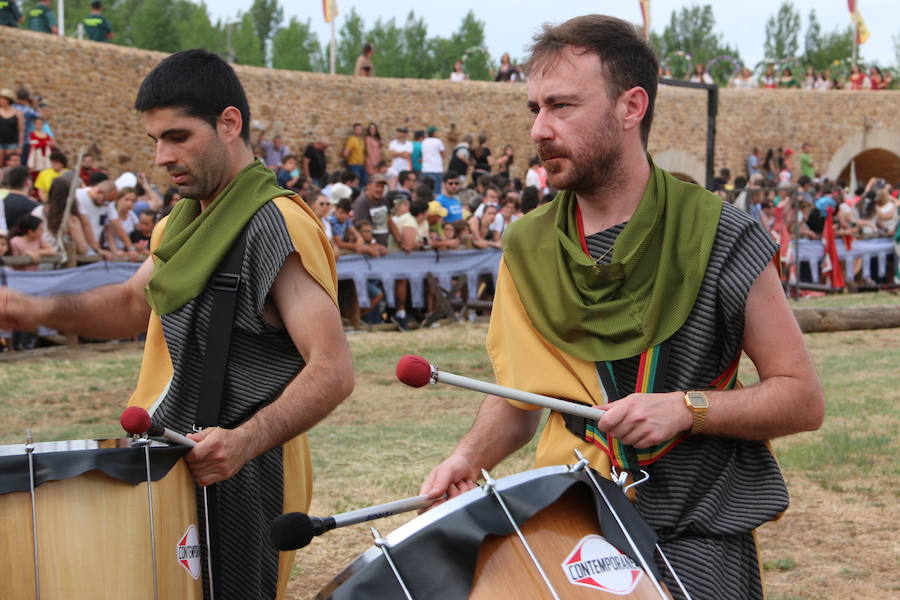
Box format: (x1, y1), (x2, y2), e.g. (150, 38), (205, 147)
(0, 438), (173, 456)
(316, 464), (573, 599)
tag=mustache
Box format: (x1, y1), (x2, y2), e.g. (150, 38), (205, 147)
(536, 143), (567, 161)
(166, 165), (189, 176)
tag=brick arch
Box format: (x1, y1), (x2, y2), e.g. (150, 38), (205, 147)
(652, 149), (705, 185)
(825, 128), (900, 181)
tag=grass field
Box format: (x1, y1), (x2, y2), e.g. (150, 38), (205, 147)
(1, 296), (898, 598)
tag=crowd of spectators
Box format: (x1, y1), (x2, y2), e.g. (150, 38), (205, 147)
(663, 62), (895, 90)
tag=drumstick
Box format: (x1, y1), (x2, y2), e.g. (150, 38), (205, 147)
(395, 354), (606, 419)
(269, 494), (444, 551)
(120, 406), (197, 448)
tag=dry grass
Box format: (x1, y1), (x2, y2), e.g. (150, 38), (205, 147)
(2, 323), (899, 599)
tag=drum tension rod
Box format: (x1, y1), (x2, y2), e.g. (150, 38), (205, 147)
(572, 449), (671, 600)
(26, 429), (41, 600)
(136, 435), (160, 600)
(370, 526), (415, 600)
(481, 469), (561, 600)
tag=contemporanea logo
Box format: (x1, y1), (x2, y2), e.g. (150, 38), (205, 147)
(177, 524), (202, 579)
(561, 534), (644, 595)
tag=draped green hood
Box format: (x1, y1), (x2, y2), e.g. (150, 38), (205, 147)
(145, 159), (288, 315)
(502, 162), (723, 362)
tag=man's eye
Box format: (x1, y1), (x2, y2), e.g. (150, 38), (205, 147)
(554, 103), (570, 110)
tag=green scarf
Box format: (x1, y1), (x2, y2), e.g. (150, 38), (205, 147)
(145, 159), (287, 315)
(503, 162), (722, 362)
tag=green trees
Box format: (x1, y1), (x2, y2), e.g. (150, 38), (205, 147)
(272, 17), (323, 72)
(764, 1), (801, 61)
(650, 5), (742, 84)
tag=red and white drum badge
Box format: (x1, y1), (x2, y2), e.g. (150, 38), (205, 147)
(177, 524), (202, 579)
(561, 534), (644, 595)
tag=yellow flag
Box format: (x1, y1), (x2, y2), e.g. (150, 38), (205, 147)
(848, 1), (870, 45)
(323, 0), (338, 23)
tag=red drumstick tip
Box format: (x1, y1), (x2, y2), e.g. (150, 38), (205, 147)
(396, 355), (432, 388)
(120, 406), (151, 435)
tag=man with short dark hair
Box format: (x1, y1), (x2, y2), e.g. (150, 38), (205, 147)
(33, 150), (66, 202)
(82, 0), (112, 42)
(396, 170), (416, 199)
(0, 165), (37, 232)
(435, 170), (464, 223)
(421, 15), (822, 599)
(79, 153), (100, 185)
(302, 137), (329, 188)
(351, 173), (396, 247)
(0, 48), (353, 599)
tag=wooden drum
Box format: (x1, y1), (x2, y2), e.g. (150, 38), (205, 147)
(316, 465), (672, 599)
(0, 438), (203, 600)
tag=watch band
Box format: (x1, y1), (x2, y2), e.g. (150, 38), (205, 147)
(684, 391), (709, 435)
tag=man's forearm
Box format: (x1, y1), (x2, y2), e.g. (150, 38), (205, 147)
(32, 284), (151, 338)
(453, 395), (541, 473)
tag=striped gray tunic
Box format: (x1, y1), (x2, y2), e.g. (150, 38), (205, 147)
(585, 202), (786, 600)
(152, 202), (305, 599)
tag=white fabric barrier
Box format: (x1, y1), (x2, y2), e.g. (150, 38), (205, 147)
(0, 249), (503, 311)
(797, 238), (895, 284)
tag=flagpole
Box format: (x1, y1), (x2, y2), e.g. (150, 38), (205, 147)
(330, 18), (336, 75)
(58, 0), (64, 36)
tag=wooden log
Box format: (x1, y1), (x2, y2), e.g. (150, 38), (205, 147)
(792, 305), (900, 333)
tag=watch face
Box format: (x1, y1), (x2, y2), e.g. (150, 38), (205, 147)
(688, 392), (709, 409)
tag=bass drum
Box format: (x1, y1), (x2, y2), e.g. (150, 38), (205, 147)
(316, 464), (671, 599)
(0, 438), (201, 600)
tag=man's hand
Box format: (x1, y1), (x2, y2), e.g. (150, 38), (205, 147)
(419, 453), (479, 506)
(185, 427), (254, 487)
(595, 391), (691, 448)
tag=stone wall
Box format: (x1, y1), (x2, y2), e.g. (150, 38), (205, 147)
(4, 27), (900, 189)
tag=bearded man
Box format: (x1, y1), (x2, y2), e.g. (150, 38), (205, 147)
(420, 15), (823, 599)
(0, 49), (353, 598)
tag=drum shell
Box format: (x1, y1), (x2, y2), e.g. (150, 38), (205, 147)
(0, 448), (202, 600)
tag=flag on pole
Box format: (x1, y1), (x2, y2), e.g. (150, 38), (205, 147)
(821, 206), (845, 289)
(847, 0), (870, 45)
(639, 0), (650, 40)
(323, 0), (338, 23)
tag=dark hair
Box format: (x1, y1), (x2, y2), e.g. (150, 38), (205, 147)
(410, 200), (428, 217)
(362, 43), (373, 54)
(46, 171), (77, 234)
(134, 49), (251, 143)
(444, 169), (459, 181)
(335, 198), (352, 213)
(398, 170), (414, 186)
(521, 186), (540, 213)
(13, 214), (43, 237)
(797, 175), (811, 187)
(87, 170), (109, 186)
(49, 150), (67, 167)
(282, 154), (297, 164)
(414, 184), (434, 204)
(163, 186), (180, 206)
(413, 130), (425, 141)
(1, 165), (30, 189)
(354, 218), (372, 229)
(139, 209), (156, 220)
(526, 15), (658, 147)
(339, 170), (358, 184)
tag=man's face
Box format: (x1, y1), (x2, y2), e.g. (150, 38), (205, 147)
(6, 154), (21, 168)
(501, 201), (516, 219)
(353, 125), (363, 136)
(484, 188), (499, 205)
(82, 155), (94, 169)
(397, 131), (407, 142)
(403, 174), (416, 190)
(444, 178), (460, 196)
(273, 136), (283, 149)
(528, 47), (625, 194)
(358, 225), (373, 242)
(144, 107), (229, 203)
(368, 181), (386, 201)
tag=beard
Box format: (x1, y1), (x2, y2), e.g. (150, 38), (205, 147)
(167, 140), (228, 202)
(537, 113), (625, 196)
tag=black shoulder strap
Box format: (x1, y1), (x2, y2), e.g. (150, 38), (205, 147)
(193, 229), (248, 429)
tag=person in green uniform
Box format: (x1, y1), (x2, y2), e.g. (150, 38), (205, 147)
(83, 0), (112, 42)
(27, 0), (56, 34)
(0, 0), (23, 28)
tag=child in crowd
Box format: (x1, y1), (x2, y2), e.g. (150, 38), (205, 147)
(26, 117), (54, 172)
(327, 198), (362, 254)
(106, 186), (141, 259)
(130, 210), (156, 256)
(10, 214), (56, 270)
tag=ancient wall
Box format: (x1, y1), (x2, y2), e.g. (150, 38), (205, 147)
(3, 27), (900, 189)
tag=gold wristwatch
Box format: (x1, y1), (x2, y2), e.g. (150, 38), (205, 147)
(684, 391), (709, 434)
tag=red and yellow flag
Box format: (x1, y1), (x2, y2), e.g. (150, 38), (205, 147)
(847, 0), (870, 45)
(323, 0), (338, 23)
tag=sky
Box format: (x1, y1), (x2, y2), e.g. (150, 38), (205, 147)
(208, 0), (898, 69)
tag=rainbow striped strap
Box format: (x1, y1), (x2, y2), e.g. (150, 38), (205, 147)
(584, 346), (741, 471)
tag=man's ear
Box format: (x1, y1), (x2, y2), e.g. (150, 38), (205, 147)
(218, 106), (244, 144)
(619, 86), (649, 136)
